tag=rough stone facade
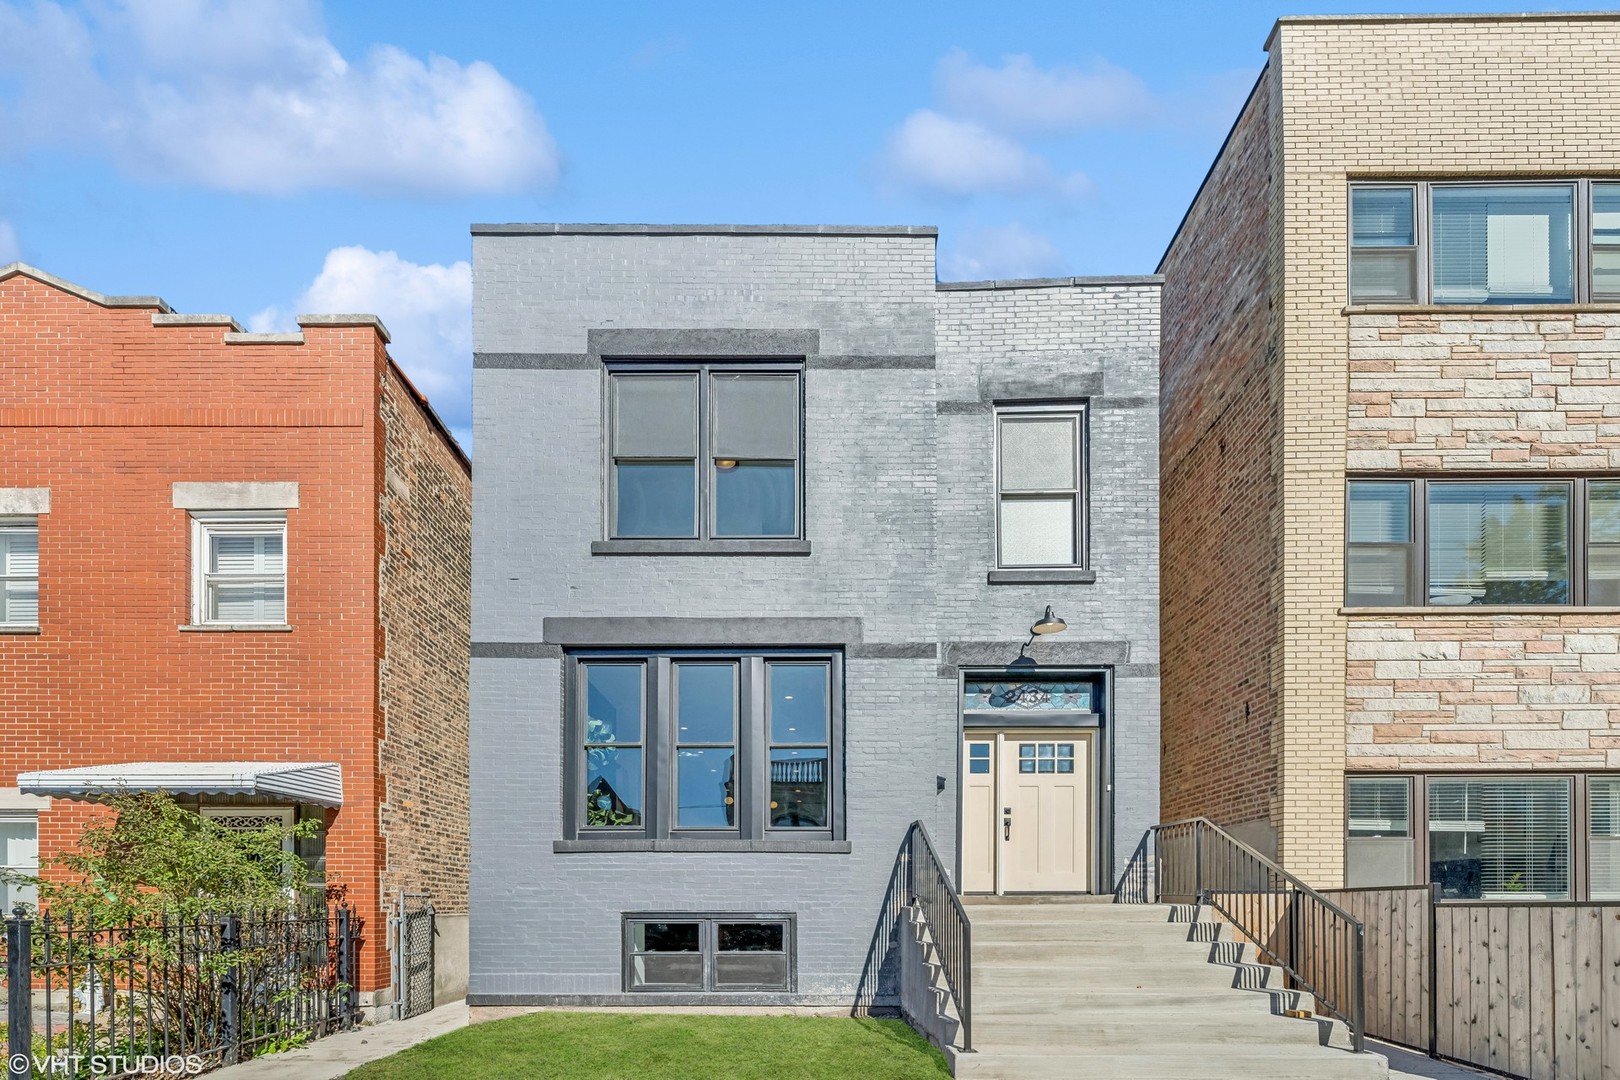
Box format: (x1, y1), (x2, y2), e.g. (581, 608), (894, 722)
(468, 227), (1160, 1006)
(1160, 14), (1620, 887)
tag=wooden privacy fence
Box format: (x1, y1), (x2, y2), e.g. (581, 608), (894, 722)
(1319, 885), (1620, 1080)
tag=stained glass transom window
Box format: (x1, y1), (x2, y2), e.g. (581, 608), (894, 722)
(964, 680), (1094, 712)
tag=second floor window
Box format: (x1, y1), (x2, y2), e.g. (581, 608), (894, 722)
(0, 519), (39, 626)
(192, 514), (287, 624)
(608, 366), (802, 540)
(995, 406), (1086, 569)
(1350, 180), (1620, 306)
(1346, 477), (1620, 608)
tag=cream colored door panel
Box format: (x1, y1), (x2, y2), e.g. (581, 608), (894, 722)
(962, 739), (996, 893)
(998, 733), (1092, 893)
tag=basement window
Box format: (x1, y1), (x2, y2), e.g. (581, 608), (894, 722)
(623, 915), (794, 993)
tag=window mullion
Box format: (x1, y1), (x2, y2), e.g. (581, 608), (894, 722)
(650, 658), (669, 839)
(1574, 479), (1588, 606)
(740, 657), (764, 841)
(698, 368), (712, 541)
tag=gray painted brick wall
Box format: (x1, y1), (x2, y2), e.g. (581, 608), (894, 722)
(469, 231), (1159, 1005)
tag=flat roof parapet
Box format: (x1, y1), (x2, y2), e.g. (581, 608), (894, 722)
(938, 275), (1163, 292)
(1267, 11), (1620, 49)
(470, 223), (938, 238)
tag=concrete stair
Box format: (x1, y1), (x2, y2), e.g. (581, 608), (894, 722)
(954, 898), (1387, 1080)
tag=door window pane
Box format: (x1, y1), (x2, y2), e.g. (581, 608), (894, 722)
(999, 497), (1076, 566)
(1056, 744), (1075, 774)
(968, 743), (991, 774)
(1429, 778), (1570, 900)
(1432, 185), (1575, 304)
(1591, 776), (1620, 901)
(714, 463), (795, 537)
(1427, 482), (1570, 606)
(614, 462), (696, 538)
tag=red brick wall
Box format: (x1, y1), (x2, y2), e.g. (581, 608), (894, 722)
(1158, 72), (1287, 847)
(0, 273), (390, 989)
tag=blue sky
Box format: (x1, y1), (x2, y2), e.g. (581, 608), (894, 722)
(0, 0), (1595, 447)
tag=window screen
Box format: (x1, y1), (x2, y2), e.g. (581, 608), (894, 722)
(1431, 185), (1575, 305)
(997, 410), (1083, 568)
(1591, 776), (1620, 902)
(1429, 777), (1571, 900)
(1350, 186), (1418, 302)
(1347, 481), (1414, 606)
(0, 521), (39, 625)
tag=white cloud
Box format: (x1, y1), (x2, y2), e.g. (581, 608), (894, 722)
(0, 221), (18, 263)
(935, 49), (1157, 135)
(881, 110), (1090, 199)
(253, 247), (471, 445)
(939, 223), (1065, 281)
(0, 0), (558, 197)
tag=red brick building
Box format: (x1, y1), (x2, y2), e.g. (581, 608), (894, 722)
(0, 264), (471, 1006)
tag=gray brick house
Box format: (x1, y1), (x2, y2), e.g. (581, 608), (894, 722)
(467, 224), (1160, 1007)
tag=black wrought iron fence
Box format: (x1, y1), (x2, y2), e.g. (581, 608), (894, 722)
(5, 902), (359, 1080)
(899, 821), (972, 1052)
(1114, 818), (1368, 1054)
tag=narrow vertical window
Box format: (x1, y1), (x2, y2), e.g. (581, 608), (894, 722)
(193, 516), (287, 625)
(610, 374), (699, 538)
(1589, 482), (1620, 605)
(1429, 777), (1571, 900)
(0, 813), (38, 910)
(1431, 184), (1574, 305)
(583, 663), (645, 829)
(0, 519), (39, 626)
(673, 663), (738, 830)
(710, 374), (799, 538)
(1591, 183), (1620, 300)
(767, 662), (830, 830)
(1350, 186), (1418, 302)
(996, 409), (1083, 568)
(1591, 776), (1620, 902)
(1346, 481), (1415, 606)
(1427, 482), (1570, 606)
(1345, 777), (1414, 888)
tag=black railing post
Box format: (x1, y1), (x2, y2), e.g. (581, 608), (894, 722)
(1427, 882), (1440, 1060)
(219, 914), (241, 1063)
(7, 908), (32, 1080)
(1350, 919), (1367, 1054)
(1192, 820), (1204, 903)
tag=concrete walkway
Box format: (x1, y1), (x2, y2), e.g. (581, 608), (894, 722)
(204, 1001), (468, 1080)
(1377, 1040), (1498, 1080)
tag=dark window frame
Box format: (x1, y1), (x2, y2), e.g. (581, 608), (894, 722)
(621, 913), (796, 994)
(1345, 772), (1610, 901)
(565, 649), (844, 843)
(992, 402), (1090, 570)
(1344, 475), (1617, 608)
(1348, 179), (1620, 306)
(603, 361), (806, 542)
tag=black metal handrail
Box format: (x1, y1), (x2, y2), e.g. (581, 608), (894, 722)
(900, 820), (972, 1052)
(1114, 818), (1367, 1054)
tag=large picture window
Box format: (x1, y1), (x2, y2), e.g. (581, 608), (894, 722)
(1349, 180), (1615, 305)
(607, 367), (802, 541)
(569, 652), (841, 841)
(1345, 478), (1620, 607)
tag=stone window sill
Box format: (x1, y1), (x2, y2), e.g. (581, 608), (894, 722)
(0, 625), (41, 635)
(591, 539), (812, 557)
(179, 623), (295, 632)
(554, 838), (850, 854)
(987, 569), (1097, 586)
(1341, 606), (1620, 617)
(1344, 303), (1620, 316)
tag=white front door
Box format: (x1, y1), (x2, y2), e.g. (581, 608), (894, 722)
(963, 730), (1094, 894)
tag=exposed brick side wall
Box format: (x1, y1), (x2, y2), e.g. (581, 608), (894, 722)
(1349, 312), (1620, 470)
(1348, 618), (1620, 769)
(378, 363), (472, 914)
(1158, 76), (1285, 851)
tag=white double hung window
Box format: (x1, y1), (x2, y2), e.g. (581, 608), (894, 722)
(0, 519), (39, 626)
(192, 514), (287, 625)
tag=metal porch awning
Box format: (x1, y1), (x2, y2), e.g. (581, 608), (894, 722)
(17, 761), (344, 807)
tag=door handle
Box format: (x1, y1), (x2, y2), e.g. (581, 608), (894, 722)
(1003, 807), (1012, 841)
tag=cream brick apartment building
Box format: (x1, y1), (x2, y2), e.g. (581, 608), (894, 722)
(1160, 13), (1620, 899)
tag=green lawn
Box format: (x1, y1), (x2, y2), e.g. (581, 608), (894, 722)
(346, 1012), (952, 1080)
